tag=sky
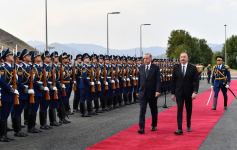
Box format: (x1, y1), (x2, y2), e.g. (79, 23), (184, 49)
(1, 0), (237, 49)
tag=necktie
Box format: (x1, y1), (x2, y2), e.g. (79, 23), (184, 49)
(145, 65), (149, 77)
(182, 66), (185, 77)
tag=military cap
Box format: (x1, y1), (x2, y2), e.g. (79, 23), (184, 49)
(1, 48), (13, 59)
(76, 54), (82, 60)
(82, 53), (90, 60)
(50, 51), (59, 58)
(19, 49), (30, 61)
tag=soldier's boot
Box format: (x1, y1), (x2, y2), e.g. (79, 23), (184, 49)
(13, 117), (28, 137)
(224, 95), (228, 110)
(128, 93), (133, 104)
(94, 99), (103, 113)
(133, 92), (137, 103)
(49, 109), (61, 126)
(87, 101), (97, 116)
(24, 108), (29, 125)
(212, 97), (218, 110)
(0, 120), (11, 142)
(80, 102), (90, 117)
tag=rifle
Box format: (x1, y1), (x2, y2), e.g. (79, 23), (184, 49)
(126, 66), (131, 87)
(103, 64), (109, 91)
(115, 65), (120, 89)
(42, 65), (50, 101)
(72, 60), (77, 92)
(51, 65), (58, 100)
(13, 49), (19, 105)
(96, 66), (102, 92)
(29, 64), (35, 104)
(122, 65), (126, 88)
(60, 62), (67, 97)
(90, 66), (95, 93)
(111, 66), (116, 90)
(132, 65), (137, 86)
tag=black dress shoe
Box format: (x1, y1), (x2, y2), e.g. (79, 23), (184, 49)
(174, 130), (183, 135)
(96, 110), (104, 113)
(50, 121), (62, 126)
(88, 111), (98, 116)
(28, 127), (42, 133)
(81, 114), (92, 117)
(212, 107), (216, 110)
(0, 136), (11, 142)
(21, 125), (26, 128)
(62, 119), (71, 124)
(14, 131), (28, 137)
(137, 129), (145, 134)
(187, 127), (192, 132)
(73, 109), (80, 113)
(7, 127), (14, 132)
(151, 127), (157, 131)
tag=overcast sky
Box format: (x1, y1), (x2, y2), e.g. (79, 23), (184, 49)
(1, 0), (237, 49)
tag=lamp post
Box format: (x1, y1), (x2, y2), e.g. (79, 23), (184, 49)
(140, 24), (151, 57)
(224, 24), (227, 65)
(107, 12), (120, 55)
(45, 0), (48, 51)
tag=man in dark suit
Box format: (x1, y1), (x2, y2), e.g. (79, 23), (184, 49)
(137, 53), (161, 134)
(171, 52), (199, 135)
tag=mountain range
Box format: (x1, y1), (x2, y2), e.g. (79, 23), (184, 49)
(27, 41), (224, 59)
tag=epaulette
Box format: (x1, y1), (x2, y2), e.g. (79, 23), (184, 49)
(225, 65), (230, 70)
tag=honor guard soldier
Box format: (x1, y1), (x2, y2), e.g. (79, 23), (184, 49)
(79, 53), (96, 117)
(48, 51), (62, 126)
(67, 54), (74, 115)
(0, 48), (19, 142)
(116, 56), (124, 107)
(72, 54), (82, 113)
(39, 51), (52, 130)
(121, 56), (129, 105)
(58, 52), (71, 124)
(104, 55), (113, 110)
(27, 51), (42, 133)
(211, 56), (231, 110)
(91, 54), (103, 113)
(110, 55), (118, 109)
(11, 49), (31, 137)
(98, 54), (107, 111)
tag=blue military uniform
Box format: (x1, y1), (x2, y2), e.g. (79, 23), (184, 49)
(211, 63), (231, 110)
(0, 49), (17, 142)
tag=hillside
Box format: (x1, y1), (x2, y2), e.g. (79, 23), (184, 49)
(0, 28), (34, 51)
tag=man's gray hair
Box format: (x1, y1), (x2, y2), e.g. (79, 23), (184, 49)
(143, 53), (152, 59)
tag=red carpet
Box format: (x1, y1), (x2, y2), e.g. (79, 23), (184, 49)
(87, 80), (237, 150)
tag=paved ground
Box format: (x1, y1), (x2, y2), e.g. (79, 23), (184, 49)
(1, 79), (236, 150)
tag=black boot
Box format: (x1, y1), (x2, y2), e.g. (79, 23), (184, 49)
(49, 108), (61, 126)
(80, 102), (91, 117)
(0, 120), (11, 142)
(28, 114), (41, 133)
(40, 112), (52, 130)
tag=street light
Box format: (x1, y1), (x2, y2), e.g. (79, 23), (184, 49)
(224, 24), (227, 65)
(107, 12), (120, 55)
(140, 24), (151, 57)
(45, 0), (48, 51)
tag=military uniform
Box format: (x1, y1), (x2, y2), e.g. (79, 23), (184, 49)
(211, 60), (231, 110)
(0, 49), (18, 142)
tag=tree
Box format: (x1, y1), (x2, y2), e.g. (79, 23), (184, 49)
(167, 29), (213, 65)
(222, 35), (237, 69)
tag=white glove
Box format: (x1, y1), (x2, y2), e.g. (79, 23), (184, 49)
(111, 80), (115, 83)
(44, 87), (49, 91)
(90, 82), (95, 86)
(97, 81), (101, 85)
(73, 81), (76, 84)
(61, 84), (66, 89)
(28, 89), (35, 94)
(53, 86), (58, 91)
(24, 85), (29, 89)
(14, 89), (19, 95)
(116, 79), (119, 83)
(171, 94), (176, 101)
(123, 78), (126, 81)
(37, 81), (43, 84)
(105, 82), (108, 85)
(192, 93), (197, 99)
(136, 77), (139, 80)
(48, 81), (52, 84)
(127, 78), (130, 81)
(225, 85), (229, 89)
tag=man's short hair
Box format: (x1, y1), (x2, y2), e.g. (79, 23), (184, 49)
(216, 55), (223, 60)
(144, 53), (152, 59)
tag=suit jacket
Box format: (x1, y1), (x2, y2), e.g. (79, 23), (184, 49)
(138, 64), (161, 100)
(171, 63), (199, 97)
